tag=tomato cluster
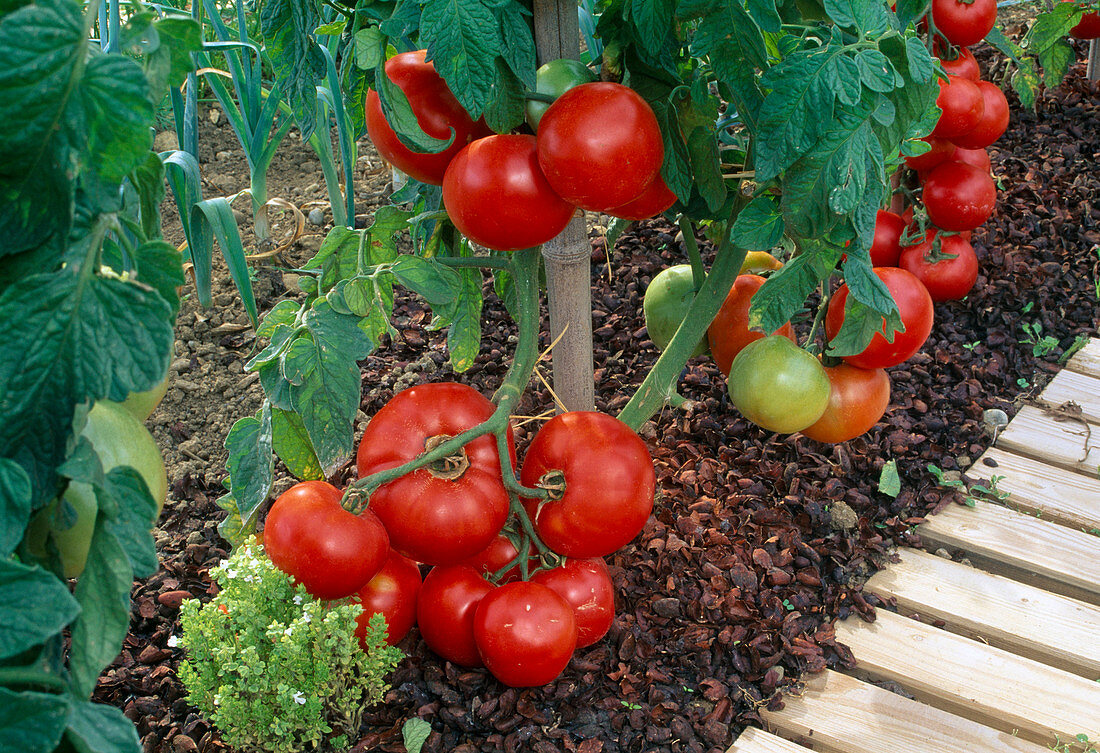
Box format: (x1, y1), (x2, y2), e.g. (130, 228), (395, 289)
(262, 382), (655, 687)
(366, 53), (674, 253)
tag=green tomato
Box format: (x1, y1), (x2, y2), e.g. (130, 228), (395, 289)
(643, 265), (708, 357)
(119, 373), (170, 421)
(524, 58), (597, 131)
(727, 335), (830, 433)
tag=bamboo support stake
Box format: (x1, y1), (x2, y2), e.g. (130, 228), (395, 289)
(533, 0), (596, 412)
(1088, 39), (1099, 81)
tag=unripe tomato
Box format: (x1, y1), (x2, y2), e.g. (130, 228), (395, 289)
(932, 75), (984, 139)
(921, 161), (997, 232)
(950, 81), (1009, 150)
(643, 264), (708, 357)
(353, 549), (422, 647)
(525, 58), (597, 131)
(365, 50), (491, 185)
(707, 274), (796, 376)
(739, 251), (784, 275)
(727, 336), (831, 434)
(899, 231), (979, 301)
(931, 0), (997, 47)
(119, 373), (170, 421)
(443, 135), (576, 252)
(473, 581), (577, 687)
(536, 82), (664, 211)
(801, 364), (891, 443)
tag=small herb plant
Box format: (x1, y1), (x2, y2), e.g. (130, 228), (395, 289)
(178, 545), (402, 753)
(928, 464), (1009, 508)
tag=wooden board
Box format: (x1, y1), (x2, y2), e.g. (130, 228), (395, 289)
(761, 669), (1048, 753)
(726, 728), (815, 753)
(1039, 369), (1100, 425)
(864, 547), (1100, 678)
(997, 405), (1100, 477)
(834, 609), (1100, 746)
(966, 447), (1100, 532)
(1066, 338), (1100, 378)
(917, 499), (1100, 605)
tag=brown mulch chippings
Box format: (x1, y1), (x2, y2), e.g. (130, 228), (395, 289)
(94, 56), (1099, 753)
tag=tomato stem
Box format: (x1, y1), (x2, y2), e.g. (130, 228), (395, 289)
(678, 215), (706, 292)
(0, 667), (69, 694)
(805, 281), (831, 356)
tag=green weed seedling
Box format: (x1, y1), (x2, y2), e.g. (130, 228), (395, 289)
(1048, 733), (1099, 752)
(928, 465), (1009, 508)
(1019, 321), (1059, 357)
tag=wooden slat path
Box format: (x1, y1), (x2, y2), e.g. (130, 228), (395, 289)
(727, 338), (1100, 753)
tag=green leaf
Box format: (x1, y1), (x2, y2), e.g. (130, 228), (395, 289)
(65, 700), (141, 753)
(631, 0), (675, 53)
(730, 196), (784, 250)
(0, 459), (31, 556)
(903, 36), (936, 84)
(826, 295), (902, 357)
(133, 241), (185, 317)
(129, 152), (165, 242)
(402, 718), (432, 753)
(392, 256), (464, 307)
(824, 0), (890, 34)
(69, 520), (132, 698)
(354, 27), (385, 70)
(161, 150), (205, 287)
(894, 0), (929, 29)
(1038, 38), (1075, 88)
(191, 197), (258, 327)
(496, 2), (536, 89)
(692, 0), (768, 74)
(225, 404), (274, 528)
(483, 58), (526, 134)
(259, 0), (326, 139)
(420, 0), (500, 119)
(0, 687), (71, 753)
(446, 259), (483, 372)
(686, 127), (726, 212)
(257, 300), (301, 339)
(148, 17), (202, 91)
(749, 243), (842, 334)
(856, 49), (897, 93)
(102, 467), (159, 579)
(271, 407), (324, 481)
(374, 61), (457, 154)
(878, 459), (900, 497)
(1028, 2), (1082, 56)
(0, 559), (80, 660)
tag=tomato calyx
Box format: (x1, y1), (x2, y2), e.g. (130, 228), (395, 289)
(534, 469), (568, 501)
(423, 434), (471, 480)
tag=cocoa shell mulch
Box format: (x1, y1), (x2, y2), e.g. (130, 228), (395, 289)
(93, 57), (1099, 753)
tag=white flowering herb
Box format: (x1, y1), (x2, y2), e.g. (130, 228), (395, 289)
(178, 544), (402, 753)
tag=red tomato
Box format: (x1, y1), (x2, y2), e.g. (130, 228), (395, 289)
(264, 481), (389, 601)
(921, 161), (997, 231)
(1070, 7), (1100, 37)
(825, 267), (935, 369)
(536, 82), (664, 211)
(416, 565), (494, 667)
(869, 210), (907, 267)
(899, 231), (979, 301)
(520, 412), (654, 558)
(607, 175), (677, 221)
(936, 46), (981, 81)
(531, 558), (615, 648)
(353, 549), (422, 647)
(473, 581), (577, 687)
(461, 532), (539, 584)
(357, 383), (515, 565)
(707, 274), (796, 376)
(950, 147), (991, 173)
(443, 134), (575, 252)
(365, 51), (491, 186)
(904, 136), (957, 173)
(950, 81), (1009, 149)
(932, 75), (984, 139)
(801, 364), (891, 443)
(931, 0), (997, 47)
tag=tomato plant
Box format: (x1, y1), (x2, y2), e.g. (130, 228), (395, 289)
(531, 558), (615, 648)
(708, 275), (796, 376)
(727, 335), (831, 434)
(353, 549), (422, 647)
(950, 81), (1009, 150)
(473, 581), (577, 687)
(801, 364), (891, 443)
(921, 160), (997, 231)
(536, 82), (664, 212)
(525, 58), (597, 131)
(899, 231), (979, 301)
(932, 75), (985, 139)
(442, 134), (576, 252)
(365, 50), (491, 186)
(521, 412), (655, 558)
(931, 0), (998, 47)
(263, 481), (389, 601)
(643, 265), (708, 357)
(826, 268), (935, 369)
(417, 565), (495, 668)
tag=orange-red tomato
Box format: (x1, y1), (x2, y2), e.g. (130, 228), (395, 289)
(801, 364), (891, 443)
(707, 274), (796, 376)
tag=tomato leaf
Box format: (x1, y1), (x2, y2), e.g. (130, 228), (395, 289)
(271, 407), (324, 481)
(730, 196), (785, 251)
(495, 2), (536, 89)
(0, 687), (71, 753)
(420, 0), (500, 119)
(392, 256), (464, 307)
(824, 0), (890, 35)
(0, 460), (32, 556)
(686, 127), (727, 212)
(224, 405), (274, 529)
(258, 0), (326, 139)
(102, 467), (159, 579)
(373, 60), (457, 155)
(749, 245), (840, 335)
(70, 520), (133, 698)
(0, 559), (80, 660)
(483, 58), (527, 135)
(64, 700), (142, 753)
(878, 459), (901, 498)
(1037, 38), (1075, 89)
(445, 255), (484, 373)
(630, 0), (675, 54)
(402, 718), (433, 753)
(856, 49), (898, 93)
(132, 241), (185, 318)
(894, 0), (929, 29)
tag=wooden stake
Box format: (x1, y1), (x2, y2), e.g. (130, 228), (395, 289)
(532, 0), (595, 412)
(1088, 39), (1099, 81)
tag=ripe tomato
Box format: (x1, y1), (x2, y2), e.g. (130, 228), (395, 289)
(904, 136), (956, 173)
(357, 383), (515, 565)
(520, 412), (655, 558)
(899, 231), (979, 301)
(825, 267), (935, 369)
(727, 335), (831, 434)
(950, 81), (1009, 149)
(365, 50), (491, 186)
(473, 581), (577, 687)
(936, 46), (981, 81)
(536, 82), (664, 211)
(707, 274), (796, 376)
(462, 532), (539, 583)
(264, 481), (389, 601)
(869, 210), (907, 267)
(802, 364), (891, 443)
(531, 558), (615, 648)
(1069, 4), (1100, 38)
(951, 147), (991, 173)
(643, 265), (708, 357)
(607, 175), (677, 221)
(931, 0), (997, 47)
(417, 565), (494, 667)
(525, 58), (597, 131)
(921, 161), (996, 231)
(932, 75), (984, 139)
(353, 549), (422, 647)
(443, 135), (575, 252)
